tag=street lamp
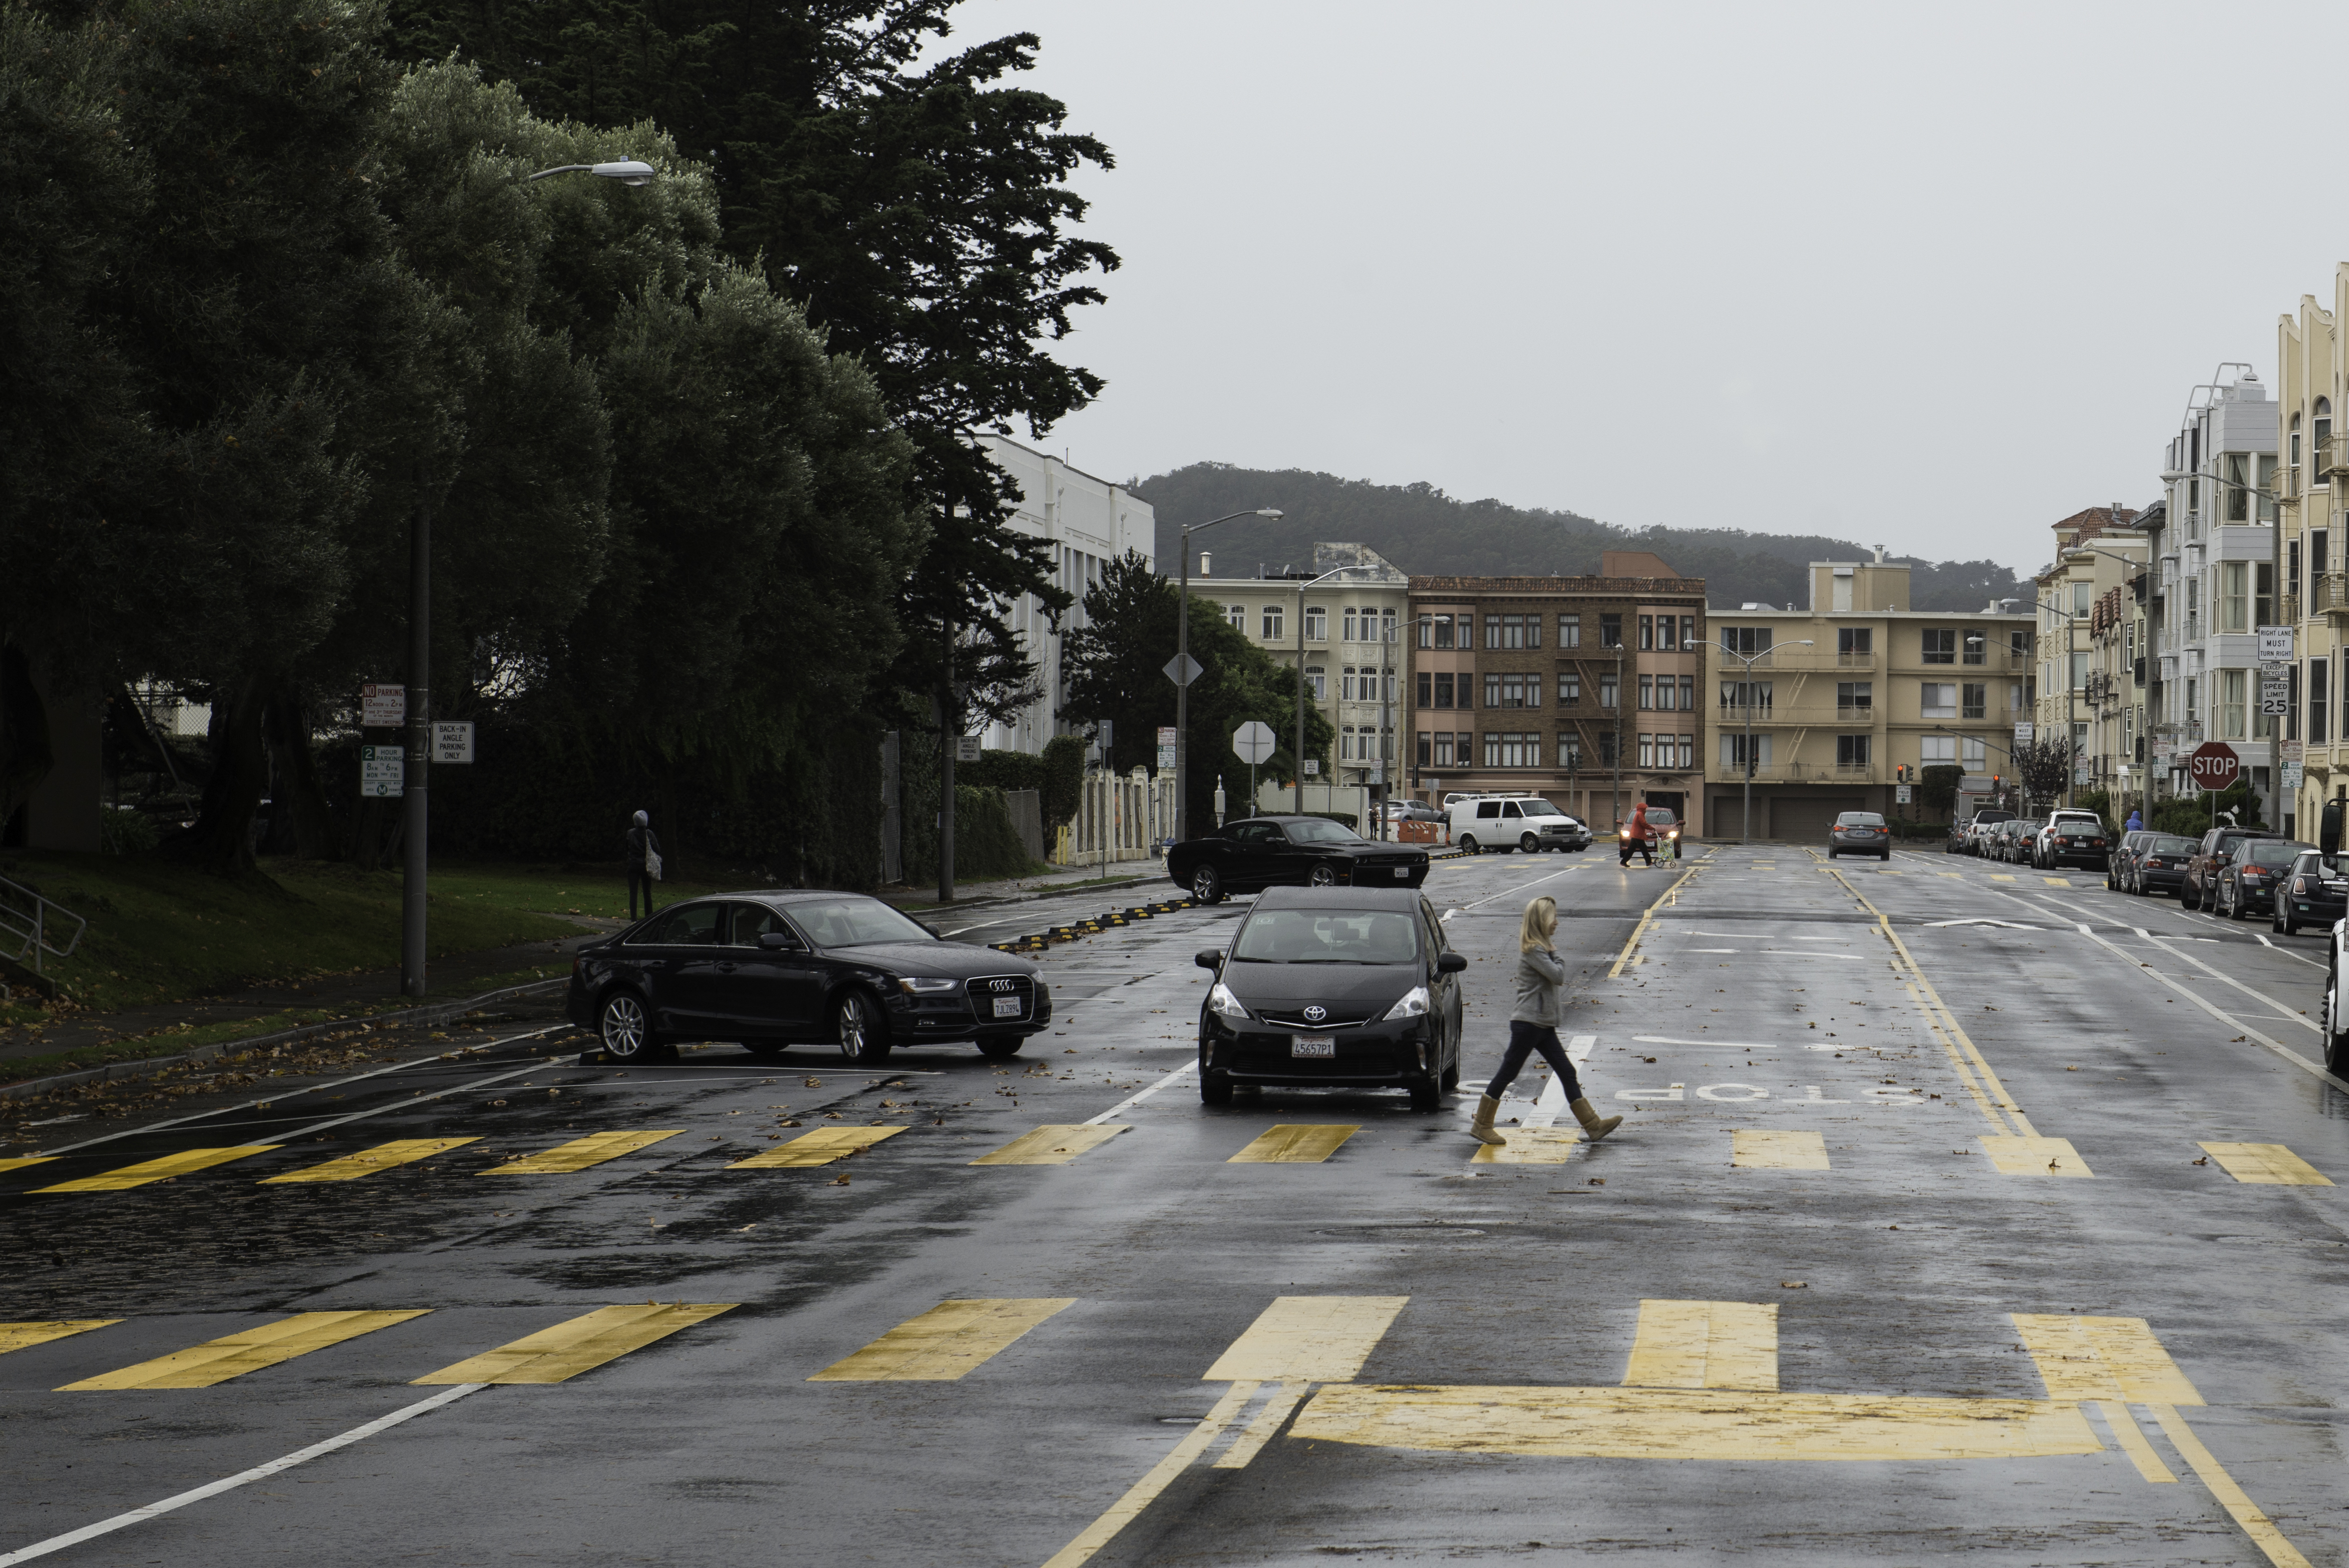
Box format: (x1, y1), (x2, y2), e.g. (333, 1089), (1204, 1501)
(400, 156), (656, 1000)
(1716, 639), (1812, 844)
(1174, 508), (1282, 844)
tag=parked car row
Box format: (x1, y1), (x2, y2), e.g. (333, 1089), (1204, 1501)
(1947, 808), (2113, 869)
(2100, 823), (2344, 931)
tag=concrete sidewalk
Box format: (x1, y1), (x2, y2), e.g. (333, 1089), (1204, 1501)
(883, 856), (1170, 911)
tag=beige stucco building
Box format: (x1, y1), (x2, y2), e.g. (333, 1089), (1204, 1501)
(2277, 279), (2349, 837)
(2031, 508), (2149, 809)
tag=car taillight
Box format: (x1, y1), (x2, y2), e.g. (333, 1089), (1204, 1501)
(2295, 876), (2312, 894)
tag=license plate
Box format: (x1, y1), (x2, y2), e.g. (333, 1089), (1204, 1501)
(1291, 1036), (1335, 1057)
(992, 998), (1022, 1018)
(1394, 867), (1410, 877)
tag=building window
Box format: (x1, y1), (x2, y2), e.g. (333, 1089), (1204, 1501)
(2009, 629), (2030, 659)
(2070, 651), (2088, 691)
(1454, 731), (1471, 764)
(1678, 615), (1700, 650)
(1637, 734), (1655, 767)
(2219, 562), (2248, 633)
(1432, 673), (1454, 709)
(1559, 616), (1582, 649)
(1340, 667), (1356, 702)
(1638, 615), (1655, 651)
(1677, 734), (1694, 768)
(1837, 734), (1872, 768)
(1432, 614), (1455, 649)
(1304, 606), (1327, 642)
(1558, 673), (1581, 706)
(1483, 615), (1501, 650)
(1261, 606), (1283, 641)
(1339, 726), (1355, 761)
(1381, 608), (1396, 645)
(1721, 626), (1771, 656)
(1500, 733), (1536, 766)
(1921, 735), (1957, 764)
(1525, 615), (1541, 650)
(1598, 732), (1617, 766)
(1961, 683), (1986, 719)
(1486, 613), (1527, 650)
(2312, 661), (2330, 746)
(1921, 682), (1956, 719)
(1962, 628), (1986, 665)
(1638, 675), (1655, 710)
(1483, 733), (1499, 767)
(1559, 733), (1584, 769)
(1922, 628), (1955, 664)
(1484, 673), (1501, 708)
(1961, 737), (1985, 769)
(1226, 604), (1245, 632)
(1678, 675), (1694, 710)
(1600, 614), (1622, 647)
(1599, 673), (1618, 708)
(1343, 609), (1360, 643)
(1432, 733), (1454, 767)
(1719, 680), (1772, 712)
(2256, 562), (2274, 625)
(2319, 398), (2334, 487)
(1838, 627), (1872, 658)
(1837, 681), (1872, 715)
(2226, 456), (2250, 522)
(1491, 673), (1537, 709)
(1416, 672), (1432, 707)
(1721, 732), (1770, 770)
(1416, 731), (1432, 766)
(2221, 669), (2245, 739)
(1305, 666), (1326, 701)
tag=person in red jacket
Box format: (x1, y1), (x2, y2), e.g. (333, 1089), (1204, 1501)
(1619, 801), (1655, 867)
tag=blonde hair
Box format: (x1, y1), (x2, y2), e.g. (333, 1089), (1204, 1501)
(1519, 896), (1558, 952)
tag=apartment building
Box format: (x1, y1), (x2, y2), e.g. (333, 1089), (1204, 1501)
(1702, 561), (2034, 838)
(2031, 507), (2149, 804)
(2278, 283), (2349, 838)
(975, 435), (1156, 756)
(1203, 542), (1411, 804)
(1407, 552), (1707, 832)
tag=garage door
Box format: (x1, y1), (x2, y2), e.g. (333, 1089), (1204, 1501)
(1770, 798), (1865, 842)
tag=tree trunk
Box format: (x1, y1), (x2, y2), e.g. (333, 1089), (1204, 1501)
(262, 686), (339, 858)
(158, 674), (268, 877)
(0, 641), (55, 839)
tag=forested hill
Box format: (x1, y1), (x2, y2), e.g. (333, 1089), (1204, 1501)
(1131, 463), (2025, 611)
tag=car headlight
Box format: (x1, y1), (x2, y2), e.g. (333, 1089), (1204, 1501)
(899, 976), (958, 995)
(1383, 985), (1431, 1021)
(1207, 982), (1250, 1020)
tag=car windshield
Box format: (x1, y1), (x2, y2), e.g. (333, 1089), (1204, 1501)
(2244, 841), (2309, 866)
(1645, 809), (1676, 824)
(1836, 813), (1885, 826)
(788, 897), (936, 949)
(1975, 811), (2014, 823)
(1230, 909), (1420, 965)
(2147, 836), (2196, 853)
(1516, 800), (1564, 818)
(1285, 819), (1366, 845)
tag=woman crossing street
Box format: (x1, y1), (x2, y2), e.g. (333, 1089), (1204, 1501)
(1470, 896), (1623, 1148)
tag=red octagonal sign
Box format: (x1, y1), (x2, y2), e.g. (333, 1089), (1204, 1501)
(2188, 742), (2240, 792)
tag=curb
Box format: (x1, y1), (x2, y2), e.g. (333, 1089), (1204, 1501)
(891, 871), (1167, 917)
(987, 897), (1199, 957)
(0, 977), (568, 1102)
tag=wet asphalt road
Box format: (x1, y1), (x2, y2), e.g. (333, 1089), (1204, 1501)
(4, 846), (2348, 1565)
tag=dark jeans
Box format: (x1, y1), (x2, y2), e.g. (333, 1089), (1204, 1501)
(1485, 1020), (1585, 1101)
(1619, 833), (1653, 865)
(628, 867), (658, 920)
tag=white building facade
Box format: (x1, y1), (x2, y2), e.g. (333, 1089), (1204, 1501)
(976, 436), (1156, 756)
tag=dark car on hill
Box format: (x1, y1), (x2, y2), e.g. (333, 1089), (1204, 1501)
(2210, 839), (2317, 921)
(2125, 833), (2198, 897)
(1168, 815), (1430, 904)
(565, 891), (1048, 1065)
(1194, 886), (1468, 1110)
(2107, 830), (2157, 890)
(2275, 849), (2349, 936)
(2036, 810), (2112, 871)
(2182, 826), (2285, 911)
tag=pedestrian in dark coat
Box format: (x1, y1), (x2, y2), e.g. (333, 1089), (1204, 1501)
(1619, 801), (1655, 867)
(1468, 896), (1623, 1148)
(626, 810), (662, 920)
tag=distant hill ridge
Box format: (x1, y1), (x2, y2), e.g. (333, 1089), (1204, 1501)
(1130, 462), (2025, 612)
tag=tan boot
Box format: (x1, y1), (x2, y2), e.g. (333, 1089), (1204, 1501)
(1470, 1095), (1507, 1146)
(1572, 1097), (1623, 1141)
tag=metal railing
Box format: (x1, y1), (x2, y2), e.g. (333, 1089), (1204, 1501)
(2323, 570), (2349, 617)
(0, 875), (88, 978)
(2324, 433), (2349, 477)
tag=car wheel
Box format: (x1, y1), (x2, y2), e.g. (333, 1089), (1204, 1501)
(977, 1037), (1024, 1058)
(2181, 882), (2199, 911)
(836, 990), (891, 1064)
(1192, 864), (1224, 904)
(1521, 832), (1542, 854)
(2276, 905), (2295, 935)
(2326, 967), (2349, 1074)
(1309, 863), (1339, 886)
(1879, 850), (1891, 862)
(1198, 1043), (1233, 1103)
(1440, 1049), (1461, 1093)
(1458, 834), (1480, 854)
(598, 991), (658, 1062)
(1407, 1077), (1440, 1113)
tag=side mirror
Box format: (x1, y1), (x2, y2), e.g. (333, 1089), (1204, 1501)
(757, 931), (802, 951)
(917, 921), (941, 938)
(1437, 952), (1468, 974)
(2324, 799), (2343, 858)
(1195, 949), (1224, 970)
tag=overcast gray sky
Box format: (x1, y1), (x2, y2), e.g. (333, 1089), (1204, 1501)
(943, 1), (2326, 573)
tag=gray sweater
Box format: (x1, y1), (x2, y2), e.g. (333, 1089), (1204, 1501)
(1511, 946), (1567, 1027)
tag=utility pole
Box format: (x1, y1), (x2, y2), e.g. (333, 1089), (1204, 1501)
(938, 624), (954, 905)
(400, 481), (431, 998)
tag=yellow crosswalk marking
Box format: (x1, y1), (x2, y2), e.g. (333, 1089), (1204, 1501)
(0, 1156), (58, 1176)
(1937, 872), (1963, 879)
(1990, 873), (2017, 881)
(1623, 1300), (1777, 1391)
(970, 1124), (1127, 1165)
(480, 1130), (683, 1174)
(2198, 1142), (2332, 1186)
(259, 1138), (480, 1184)
(0, 1321), (118, 1356)
(1981, 1135), (2092, 1177)
(2095, 1399), (2178, 1482)
(2043, 877), (2072, 886)
(414, 1303), (735, 1385)
(1875, 869), (1902, 875)
(1732, 1129), (1830, 1169)
(62, 1311), (428, 1390)
(1471, 1127), (1580, 1164)
(1228, 1125), (1359, 1163)
(33, 1146), (279, 1193)
(1203, 1296), (1408, 1383)
(2012, 1314), (2202, 1404)
(808, 1299), (1074, 1381)
(728, 1126), (902, 1168)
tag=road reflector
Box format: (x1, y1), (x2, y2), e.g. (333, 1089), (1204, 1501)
(2197, 1142), (2332, 1186)
(1472, 1127), (1580, 1164)
(1228, 1125), (1359, 1163)
(1732, 1130), (1830, 1169)
(1980, 1135), (2092, 1177)
(480, 1130), (683, 1174)
(63, 1311), (429, 1390)
(414, 1303), (735, 1384)
(971, 1124), (1128, 1165)
(1624, 1300), (1777, 1391)
(260, 1138), (480, 1183)
(809, 1298), (1075, 1381)
(1203, 1296), (1408, 1384)
(0, 1321), (118, 1357)
(2011, 1314), (2202, 1405)
(729, 1127), (902, 1168)
(33, 1146), (280, 1193)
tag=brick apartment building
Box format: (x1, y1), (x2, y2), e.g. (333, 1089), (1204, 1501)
(1407, 551), (1708, 833)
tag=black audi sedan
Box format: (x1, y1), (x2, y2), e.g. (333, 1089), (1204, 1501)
(1193, 887), (1467, 1110)
(1166, 815), (1430, 904)
(2127, 833), (2197, 897)
(566, 891), (1049, 1065)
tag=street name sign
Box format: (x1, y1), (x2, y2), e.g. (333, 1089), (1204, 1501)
(432, 721), (474, 764)
(359, 745), (404, 798)
(2258, 625), (2296, 660)
(361, 684), (405, 727)
(2188, 742), (2240, 793)
(1232, 721), (1276, 764)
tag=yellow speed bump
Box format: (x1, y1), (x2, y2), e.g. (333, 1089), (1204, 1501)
(1472, 1127), (1581, 1164)
(2011, 1314), (2202, 1405)
(1203, 1296), (1408, 1384)
(971, 1125), (1127, 1165)
(0, 1321), (118, 1357)
(260, 1138), (480, 1184)
(1731, 1130), (1829, 1170)
(729, 1126), (902, 1168)
(481, 1130), (683, 1175)
(415, 1303), (735, 1385)
(809, 1298), (1074, 1381)
(1981, 1135), (2092, 1177)
(63, 1311), (429, 1390)
(34, 1146), (279, 1193)
(1228, 1125), (1359, 1163)
(2199, 1142), (2332, 1186)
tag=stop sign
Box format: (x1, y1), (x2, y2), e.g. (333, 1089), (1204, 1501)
(2188, 742), (2240, 792)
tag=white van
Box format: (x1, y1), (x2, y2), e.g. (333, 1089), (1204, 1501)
(1448, 795), (1593, 854)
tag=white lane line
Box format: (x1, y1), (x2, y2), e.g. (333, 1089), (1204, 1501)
(0, 1383), (488, 1565)
(38, 1026), (573, 1156)
(2252, 932), (2326, 968)
(1084, 1062), (1198, 1125)
(1758, 951), (1868, 961)
(1635, 1035), (1786, 1051)
(1454, 859), (1608, 913)
(2030, 901), (2323, 1036)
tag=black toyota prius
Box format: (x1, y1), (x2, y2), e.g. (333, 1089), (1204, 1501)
(566, 891), (1050, 1065)
(1194, 886), (1467, 1110)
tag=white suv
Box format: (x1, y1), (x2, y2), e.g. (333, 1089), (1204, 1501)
(1449, 796), (1592, 854)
